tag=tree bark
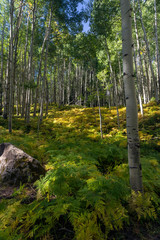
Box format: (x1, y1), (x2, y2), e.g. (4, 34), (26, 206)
(133, 0), (145, 108)
(0, 18), (6, 115)
(54, 65), (57, 104)
(120, 0), (143, 192)
(26, 0), (37, 123)
(39, 8), (52, 122)
(97, 77), (103, 139)
(22, 13), (30, 119)
(84, 70), (87, 107)
(8, 0), (14, 133)
(133, 44), (143, 116)
(137, 0), (158, 101)
(80, 65), (83, 106)
(67, 59), (71, 104)
(3, 59), (9, 119)
(12, 0), (24, 114)
(154, 0), (160, 95)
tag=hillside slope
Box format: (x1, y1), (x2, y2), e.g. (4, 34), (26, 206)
(0, 102), (160, 239)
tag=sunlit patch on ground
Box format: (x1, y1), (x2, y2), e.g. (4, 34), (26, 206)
(1, 103), (160, 239)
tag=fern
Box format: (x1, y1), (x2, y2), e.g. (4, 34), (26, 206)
(1, 104), (160, 239)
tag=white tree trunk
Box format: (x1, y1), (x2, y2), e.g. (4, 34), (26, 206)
(120, 0), (143, 192)
(133, 45), (143, 116)
(96, 78), (103, 139)
(84, 70), (87, 107)
(3, 59), (9, 119)
(133, 0), (145, 108)
(39, 8), (52, 122)
(154, 0), (160, 95)
(26, 0), (37, 123)
(0, 18), (5, 115)
(8, 0), (14, 133)
(137, 0), (158, 101)
(54, 65), (57, 104)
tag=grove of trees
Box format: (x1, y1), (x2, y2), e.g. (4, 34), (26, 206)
(1, 0), (160, 130)
(1, 0), (159, 192)
(1, 0), (160, 239)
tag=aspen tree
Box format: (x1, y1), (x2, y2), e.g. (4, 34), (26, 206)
(67, 59), (71, 104)
(8, 0), (14, 133)
(137, 0), (158, 101)
(13, 0), (24, 114)
(133, 44), (143, 115)
(133, 0), (145, 111)
(39, 7), (52, 122)
(80, 65), (83, 105)
(57, 54), (61, 106)
(120, 0), (143, 192)
(75, 64), (78, 103)
(0, 19), (5, 115)
(54, 65), (57, 104)
(97, 77), (103, 139)
(3, 59), (9, 120)
(61, 58), (65, 105)
(84, 70), (87, 107)
(154, 0), (160, 94)
(22, 13), (29, 119)
(142, 51), (151, 101)
(26, 0), (37, 123)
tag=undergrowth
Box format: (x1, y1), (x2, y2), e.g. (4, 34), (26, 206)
(0, 103), (160, 239)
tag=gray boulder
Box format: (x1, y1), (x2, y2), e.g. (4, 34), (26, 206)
(0, 143), (45, 185)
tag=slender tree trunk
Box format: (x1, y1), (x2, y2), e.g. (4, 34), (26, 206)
(12, 0), (24, 114)
(45, 77), (49, 117)
(118, 58), (125, 106)
(84, 70), (87, 107)
(39, 8), (52, 122)
(97, 77), (103, 139)
(53, 65), (57, 104)
(114, 74), (120, 128)
(57, 55), (61, 106)
(154, 0), (160, 95)
(67, 59), (71, 104)
(22, 13), (29, 119)
(142, 51), (151, 101)
(62, 58), (65, 105)
(15, 73), (20, 116)
(3, 59), (9, 119)
(8, 0), (14, 133)
(137, 0), (158, 101)
(120, 0), (143, 192)
(133, 45), (143, 115)
(39, 42), (49, 122)
(80, 66), (83, 106)
(133, 0), (145, 108)
(90, 70), (93, 107)
(26, 0), (36, 123)
(75, 64), (78, 104)
(0, 19), (6, 115)
(21, 54), (26, 118)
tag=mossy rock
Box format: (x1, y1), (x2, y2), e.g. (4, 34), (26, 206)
(0, 143), (46, 186)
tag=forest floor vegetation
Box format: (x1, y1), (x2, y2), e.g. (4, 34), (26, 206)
(0, 102), (160, 239)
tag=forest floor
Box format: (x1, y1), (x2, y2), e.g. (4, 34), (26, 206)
(0, 101), (160, 239)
